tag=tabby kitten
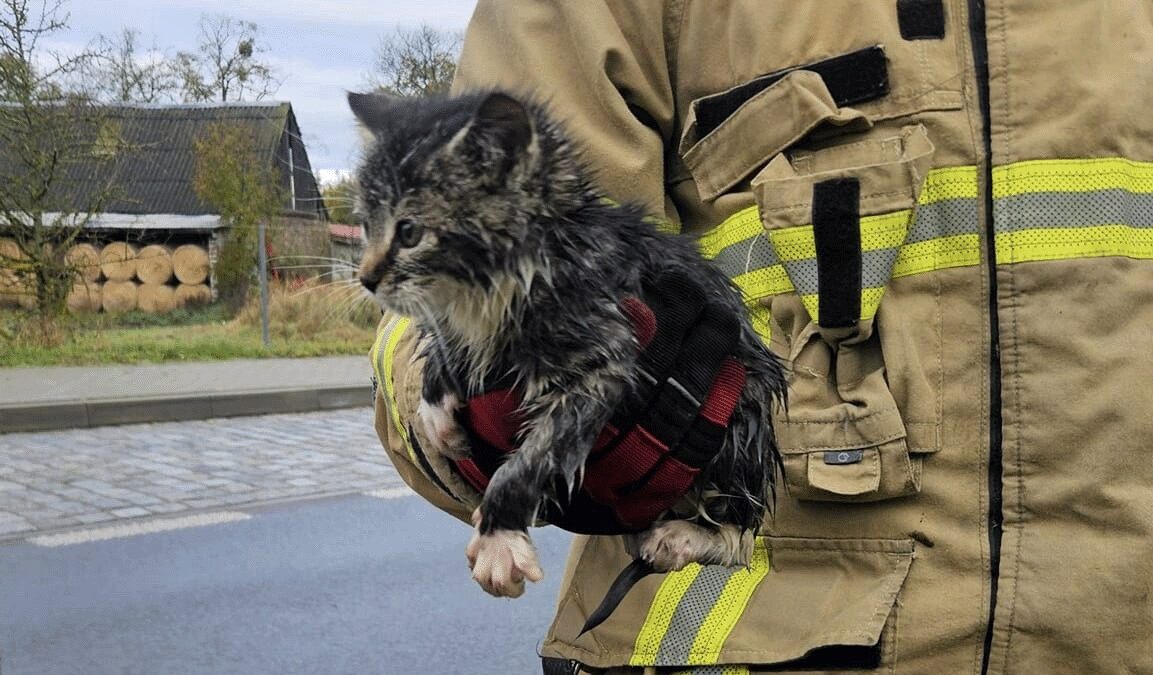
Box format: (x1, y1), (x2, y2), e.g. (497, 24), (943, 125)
(350, 90), (784, 601)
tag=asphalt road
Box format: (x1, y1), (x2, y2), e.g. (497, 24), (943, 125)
(0, 492), (573, 675)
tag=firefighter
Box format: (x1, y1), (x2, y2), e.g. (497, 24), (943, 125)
(372, 2), (1153, 672)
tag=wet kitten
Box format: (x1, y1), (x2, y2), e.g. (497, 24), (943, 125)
(350, 91), (784, 605)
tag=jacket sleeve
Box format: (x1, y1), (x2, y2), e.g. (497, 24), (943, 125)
(452, 0), (678, 220)
(373, 0), (678, 524)
(370, 314), (478, 525)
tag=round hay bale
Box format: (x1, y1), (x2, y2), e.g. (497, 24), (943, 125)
(174, 283), (213, 307)
(138, 283), (176, 313)
(101, 279), (138, 313)
(0, 237), (30, 308)
(17, 293), (37, 309)
(100, 242), (138, 282)
(67, 281), (103, 313)
(172, 244), (210, 285)
(135, 244), (174, 285)
(65, 242), (102, 282)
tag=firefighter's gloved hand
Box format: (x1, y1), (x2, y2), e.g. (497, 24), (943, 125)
(452, 270), (748, 535)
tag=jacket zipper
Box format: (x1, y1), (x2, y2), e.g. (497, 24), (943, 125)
(967, 2), (1005, 674)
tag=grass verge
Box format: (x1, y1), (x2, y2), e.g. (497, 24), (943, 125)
(0, 280), (381, 367)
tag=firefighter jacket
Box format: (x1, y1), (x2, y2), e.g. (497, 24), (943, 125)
(370, 1), (1153, 672)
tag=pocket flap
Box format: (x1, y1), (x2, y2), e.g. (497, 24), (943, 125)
(545, 536), (914, 670)
(807, 447), (881, 495)
(681, 69), (871, 202)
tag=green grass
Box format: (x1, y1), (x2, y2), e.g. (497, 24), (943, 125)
(0, 281), (381, 367)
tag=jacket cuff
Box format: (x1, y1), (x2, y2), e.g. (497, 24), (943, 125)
(371, 314), (482, 523)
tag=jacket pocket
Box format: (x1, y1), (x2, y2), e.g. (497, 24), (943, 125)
(545, 535), (914, 670)
(755, 125), (941, 502)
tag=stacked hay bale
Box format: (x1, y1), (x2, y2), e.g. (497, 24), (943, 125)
(0, 237), (36, 309)
(171, 243), (212, 307)
(99, 242), (138, 313)
(136, 244), (176, 313)
(65, 242), (103, 312)
(0, 240), (214, 314)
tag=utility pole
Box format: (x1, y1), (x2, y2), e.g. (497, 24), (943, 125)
(257, 218), (270, 347)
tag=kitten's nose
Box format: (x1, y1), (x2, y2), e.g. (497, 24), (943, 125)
(360, 275), (379, 293)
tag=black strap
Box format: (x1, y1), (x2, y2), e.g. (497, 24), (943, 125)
(540, 657), (583, 675)
(406, 427), (466, 504)
(812, 179), (862, 329)
(695, 45), (890, 138)
(762, 644), (883, 671)
(898, 0), (947, 40)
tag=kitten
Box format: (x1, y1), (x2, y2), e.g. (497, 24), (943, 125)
(350, 91), (785, 606)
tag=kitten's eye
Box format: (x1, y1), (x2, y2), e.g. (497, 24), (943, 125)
(394, 219), (424, 248)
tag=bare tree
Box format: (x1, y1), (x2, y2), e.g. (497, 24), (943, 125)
(0, 0), (119, 323)
(368, 24), (461, 97)
(83, 27), (179, 103)
(176, 14), (279, 103)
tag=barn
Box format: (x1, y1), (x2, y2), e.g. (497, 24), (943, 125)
(0, 101), (331, 312)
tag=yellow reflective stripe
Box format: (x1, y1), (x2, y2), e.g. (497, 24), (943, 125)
(730, 264), (794, 301)
(370, 318), (392, 388)
(766, 225), (815, 262)
(698, 206), (762, 259)
(920, 165), (980, 203)
(859, 211), (914, 250)
(892, 233), (983, 278)
(996, 225), (1153, 264)
(371, 315), (418, 468)
(993, 157), (1153, 198)
(630, 563), (705, 666)
(748, 303), (772, 343)
(685, 539), (772, 666)
(798, 287), (889, 323)
(767, 210), (912, 263)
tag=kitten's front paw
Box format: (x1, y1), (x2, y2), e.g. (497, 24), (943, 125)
(417, 394), (470, 459)
(465, 510), (543, 598)
(631, 521), (751, 572)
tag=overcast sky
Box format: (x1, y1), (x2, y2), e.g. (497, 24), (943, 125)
(44, 0), (477, 180)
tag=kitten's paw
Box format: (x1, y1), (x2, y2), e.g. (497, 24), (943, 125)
(465, 515), (543, 598)
(632, 521), (752, 572)
(417, 394), (470, 459)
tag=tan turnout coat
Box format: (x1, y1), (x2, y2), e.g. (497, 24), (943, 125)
(371, 2), (1153, 672)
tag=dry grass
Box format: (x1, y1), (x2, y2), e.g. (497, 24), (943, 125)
(0, 278), (382, 367)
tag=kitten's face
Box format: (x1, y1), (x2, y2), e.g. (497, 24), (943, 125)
(350, 92), (539, 319)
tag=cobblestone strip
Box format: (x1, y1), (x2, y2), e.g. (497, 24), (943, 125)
(0, 408), (402, 539)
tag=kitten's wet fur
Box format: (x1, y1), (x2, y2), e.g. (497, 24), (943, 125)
(351, 91), (785, 601)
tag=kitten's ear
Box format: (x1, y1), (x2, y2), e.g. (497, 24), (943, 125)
(348, 91), (396, 134)
(467, 92), (533, 161)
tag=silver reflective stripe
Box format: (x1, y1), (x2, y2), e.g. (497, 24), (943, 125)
(907, 197), (981, 243)
(710, 232), (780, 280)
(653, 565), (742, 665)
(994, 189), (1153, 232)
(781, 246), (902, 297)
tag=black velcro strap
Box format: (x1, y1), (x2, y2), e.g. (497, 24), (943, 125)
(696, 45), (889, 138)
(812, 179), (862, 329)
(898, 0), (947, 40)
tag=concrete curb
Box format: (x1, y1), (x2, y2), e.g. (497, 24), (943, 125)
(0, 385), (371, 434)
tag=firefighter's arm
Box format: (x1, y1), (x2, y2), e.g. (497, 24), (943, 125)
(371, 314), (479, 525)
(452, 0), (676, 220)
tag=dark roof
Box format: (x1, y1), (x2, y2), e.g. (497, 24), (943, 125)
(3, 101), (327, 220)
